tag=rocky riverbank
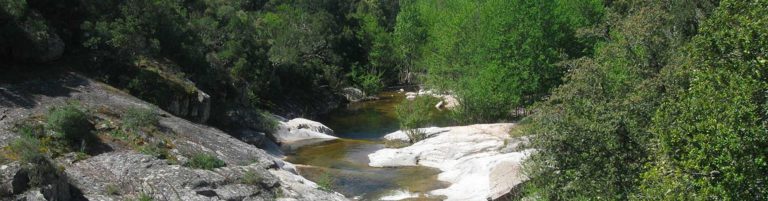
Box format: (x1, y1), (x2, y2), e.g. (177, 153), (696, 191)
(0, 73), (346, 201)
(368, 123), (533, 201)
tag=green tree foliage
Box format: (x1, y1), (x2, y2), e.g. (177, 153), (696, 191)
(395, 96), (440, 143)
(393, 0), (602, 122)
(523, 0), (714, 199)
(4, 0), (402, 117)
(640, 0), (768, 199)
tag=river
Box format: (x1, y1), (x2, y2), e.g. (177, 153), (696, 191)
(283, 91), (451, 200)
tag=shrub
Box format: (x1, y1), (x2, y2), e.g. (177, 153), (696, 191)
(123, 107), (159, 131)
(395, 96), (440, 143)
(8, 136), (45, 164)
(242, 170), (263, 185)
(185, 154), (226, 170)
(348, 65), (384, 95)
(138, 142), (168, 159)
(46, 103), (94, 144)
(7, 136), (61, 187)
(256, 110), (279, 134)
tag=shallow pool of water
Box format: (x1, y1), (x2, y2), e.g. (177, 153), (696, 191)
(284, 92), (450, 200)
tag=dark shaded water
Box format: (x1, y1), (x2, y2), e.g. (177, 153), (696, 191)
(284, 92), (449, 200)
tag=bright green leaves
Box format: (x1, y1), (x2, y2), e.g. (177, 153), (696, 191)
(647, 69), (768, 199)
(393, 0), (601, 122)
(523, 0), (725, 199)
(641, 0), (768, 199)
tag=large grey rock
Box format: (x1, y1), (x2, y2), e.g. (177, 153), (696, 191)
(284, 118), (334, 135)
(65, 152), (278, 201)
(167, 89), (211, 123)
(0, 73), (348, 201)
(339, 87), (366, 102)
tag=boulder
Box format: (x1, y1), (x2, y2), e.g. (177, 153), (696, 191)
(285, 118), (334, 135)
(272, 118), (337, 145)
(369, 123), (534, 201)
(340, 87), (366, 102)
(239, 129), (268, 146)
(0, 162), (27, 196)
(165, 87), (211, 123)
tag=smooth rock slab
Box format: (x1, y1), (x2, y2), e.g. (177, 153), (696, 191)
(368, 123), (533, 201)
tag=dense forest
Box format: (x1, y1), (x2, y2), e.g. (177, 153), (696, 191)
(2, 0), (767, 199)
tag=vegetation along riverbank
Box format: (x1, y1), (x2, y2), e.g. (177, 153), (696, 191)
(1, 0), (767, 200)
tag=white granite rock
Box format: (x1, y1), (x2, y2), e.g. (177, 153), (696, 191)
(369, 123), (533, 201)
(273, 118), (337, 144)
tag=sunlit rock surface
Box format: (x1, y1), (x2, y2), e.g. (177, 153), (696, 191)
(369, 123), (533, 201)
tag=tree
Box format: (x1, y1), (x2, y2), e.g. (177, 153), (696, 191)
(641, 0), (768, 198)
(524, 0), (719, 199)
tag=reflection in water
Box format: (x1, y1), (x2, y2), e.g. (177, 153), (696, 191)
(284, 92), (449, 200)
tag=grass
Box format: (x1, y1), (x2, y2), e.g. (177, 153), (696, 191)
(315, 173), (335, 191)
(46, 102), (95, 148)
(242, 170), (263, 185)
(136, 193), (153, 201)
(509, 117), (531, 138)
(105, 184), (120, 195)
(138, 142), (169, 159)
(185, 153), (226, 170)
(395, 96), (441, 143)
(383, 139), (411, 148)
(5, 134), (62, 187)
(123, 107), (159, 131)
(105, 112), (173, 160)
(7, 135), (45, 163)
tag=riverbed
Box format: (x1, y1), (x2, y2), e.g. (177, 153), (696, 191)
(283, 92), (451, 200)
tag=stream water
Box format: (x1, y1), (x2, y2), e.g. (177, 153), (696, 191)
(283, 92), (450, 200)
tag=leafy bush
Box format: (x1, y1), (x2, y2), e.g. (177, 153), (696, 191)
(185, 154), (226, 170)
(638, 1), (768, 199)
(123, 107), (159, 131)
(348, 65), (385, 95)
(46, 103), (94, 144)
(395, 96), (439, 143)
(256, 110), (279, 134)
